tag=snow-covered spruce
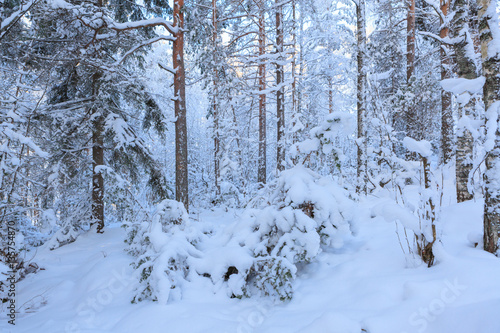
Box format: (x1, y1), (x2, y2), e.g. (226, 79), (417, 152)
(125, 200), (202, 303)
(128, 167), (354, 303)
(233, 166), (353, 300)
(290, 111), (354, 175)
(193, 166), (354, 301)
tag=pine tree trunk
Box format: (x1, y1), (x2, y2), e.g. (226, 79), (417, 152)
(212, 0), (220, 197)
(291, 0), (297, 126)
(91, 72), (104, 233)
(276, 0), (285, 173)
(329, 77), (333, 114)
(173, 0), (189, 210)
(290, 0), (300, 150)
(406, 0), (416, 82)
(257, 0), (267, 184)
(440, 0), (454, 165)
(405, 0), (418, 161)
(478, 0), (500, 254)
(356, 0), (367, 194)
(452, 0), (477, 202)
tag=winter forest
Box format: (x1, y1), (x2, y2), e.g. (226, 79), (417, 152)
(2, 0), (500, 331)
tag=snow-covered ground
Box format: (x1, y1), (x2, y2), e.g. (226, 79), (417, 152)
(4, 197), (500, 333)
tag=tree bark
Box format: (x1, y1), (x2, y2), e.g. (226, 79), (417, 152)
(173, 0), (189, 210)
(417, 156), (437, 267)
(405, 0), (418, 161)
(291, 0), (297, 122)
(212, 0), (220, 197)
(257, 0), (267, 184)
(329, 77), (333, 114)
(478, 0), (500, 254)
(452, 0), (477, 202)
(290, 0), (299, 150)
(407, 0), (416, 82)
(91, 72), (104, 233)
(440, 0), (454, 165)
(276, 0), (285, 173)
(356, 0), (367, 194)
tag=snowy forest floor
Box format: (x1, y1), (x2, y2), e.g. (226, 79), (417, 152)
(5, 195), (500, 333)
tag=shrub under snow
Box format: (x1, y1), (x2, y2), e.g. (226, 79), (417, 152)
(125, 199), (203, 303)
(127, 166), (354, 303)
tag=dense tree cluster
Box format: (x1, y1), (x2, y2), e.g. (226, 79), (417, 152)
(2, 0), (500, 302)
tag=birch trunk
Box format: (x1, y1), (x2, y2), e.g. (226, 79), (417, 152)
(257, 0), (267, 184)
(440, 0), (454, 165)
(356, 0), (367, 194)
(478, 0), (500, 253)
(276, 0), (285, 172)
(452, 0), (477, 202)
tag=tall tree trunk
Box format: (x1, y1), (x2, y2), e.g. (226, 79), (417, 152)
(329, 76), (333, 114)
(452, 0), (477, 202)
(406, 0), (416, 82)
(297, 0), (304, 124)
(276, 0), (285, 172)
(405, 0), (418, 161)
(479, 0), (500, 254)
(356, 0), (367, 194)
(291, 0), (297, 125)
(440, 0), (454, 164)
(173, 0), (189, 210)
(257, 0), (267, 184)
(212, 0), (220, 197)
(91, 72), (104, 233)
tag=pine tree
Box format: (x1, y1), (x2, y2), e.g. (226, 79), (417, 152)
(257, 0), (267, 185)
(405, 0), (417, 152)
(23, 0), (177, 238)
(173, 0), (189, 210)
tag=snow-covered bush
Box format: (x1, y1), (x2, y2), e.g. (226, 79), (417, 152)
(291, 112), (354, 176)
(372, 138), (442, 267)
(191, 166), (354, 301)
(239, 166), (353, 299)
(129, 168), (354, 303)
(126, 199), (202, 303)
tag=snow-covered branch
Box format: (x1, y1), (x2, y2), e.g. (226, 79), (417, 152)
(0, 0), (39, 40)
(108, 18), (177, 35)
(115, 36), (176, 66)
